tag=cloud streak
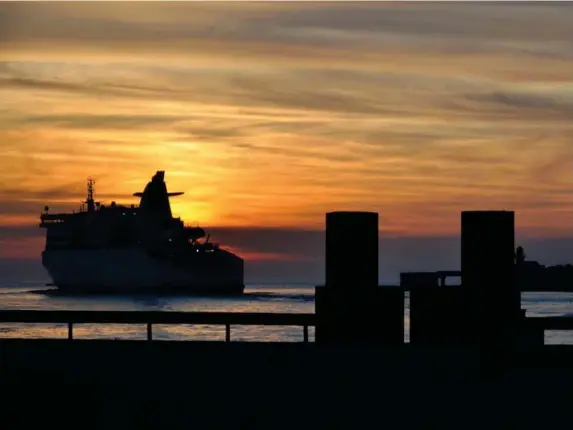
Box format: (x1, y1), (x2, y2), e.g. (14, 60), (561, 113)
(0, 2), (572, 271)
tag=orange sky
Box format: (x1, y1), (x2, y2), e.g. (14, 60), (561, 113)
(1, 2), (573, 261)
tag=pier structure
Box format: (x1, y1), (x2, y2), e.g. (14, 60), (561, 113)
(403, 272), (469, 345)
(403, 210), (544, 348)
(315, 211), (404, 344)
(461, 211), (521, 346)
(1, 209), (571, 429)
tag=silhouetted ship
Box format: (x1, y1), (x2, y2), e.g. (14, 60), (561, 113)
(39, 171), (244, 294)
(516, 246), (573, 292)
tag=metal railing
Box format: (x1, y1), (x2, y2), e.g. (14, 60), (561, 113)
(0, 310), (572, 344)
(525, 316), (573, 331)
(0, 310), (315, 342)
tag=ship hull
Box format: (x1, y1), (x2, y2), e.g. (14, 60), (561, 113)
(42, 248), (244, 295)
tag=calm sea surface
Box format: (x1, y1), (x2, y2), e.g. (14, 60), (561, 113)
(1, 281), (572, 344)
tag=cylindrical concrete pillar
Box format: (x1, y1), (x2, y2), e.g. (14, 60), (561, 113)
(461, 211), (518, 318)
(461, 210), (519, 347)
(317, 211), (403, 344)
(325, 211), (378, 288)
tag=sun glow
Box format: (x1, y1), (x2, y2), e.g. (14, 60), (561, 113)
(1, 2), (573, 261)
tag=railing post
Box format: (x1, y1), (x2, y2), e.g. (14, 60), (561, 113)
(225, 324), (231, 342)
(147, 323), (152, 341)
(68, 322), (73, 340)
(303, 325), (309, 343)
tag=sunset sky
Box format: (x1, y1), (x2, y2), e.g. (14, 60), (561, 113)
(1, 2), (572, 281)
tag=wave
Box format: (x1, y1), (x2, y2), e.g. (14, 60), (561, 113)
(26, 288), (314, 303)
(244, 292), (314, 302)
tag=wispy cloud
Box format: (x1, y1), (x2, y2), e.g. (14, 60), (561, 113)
(1, 2), (572, 265)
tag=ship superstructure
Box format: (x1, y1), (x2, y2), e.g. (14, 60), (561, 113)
(39, 171), (244, 294)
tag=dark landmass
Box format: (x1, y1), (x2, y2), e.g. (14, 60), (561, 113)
(519, 262), (573, 292)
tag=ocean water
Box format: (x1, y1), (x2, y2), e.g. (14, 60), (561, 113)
(0, 281), (572, 344)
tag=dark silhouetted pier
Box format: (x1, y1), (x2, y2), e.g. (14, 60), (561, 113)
(2, 209), (573, 429)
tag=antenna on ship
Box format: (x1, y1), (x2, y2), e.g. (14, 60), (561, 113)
(85, 177), (96, 212)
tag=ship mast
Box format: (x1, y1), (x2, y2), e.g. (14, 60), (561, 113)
(85, 177), (96, 212)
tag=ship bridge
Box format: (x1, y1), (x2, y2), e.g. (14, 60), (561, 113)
(39, 212), (72, 227)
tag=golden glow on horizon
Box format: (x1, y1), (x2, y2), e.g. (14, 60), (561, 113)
(1, 2), (573, 260)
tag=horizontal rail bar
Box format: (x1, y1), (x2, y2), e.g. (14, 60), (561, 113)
(526, 317), (573, 331)
(0, 310), (571, 333)
(315, 284), (566, 292)
(0, 310), (315, 327)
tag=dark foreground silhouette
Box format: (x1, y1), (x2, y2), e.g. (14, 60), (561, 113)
(2, 340), (573, 429)
(3, 210), (571, 429)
